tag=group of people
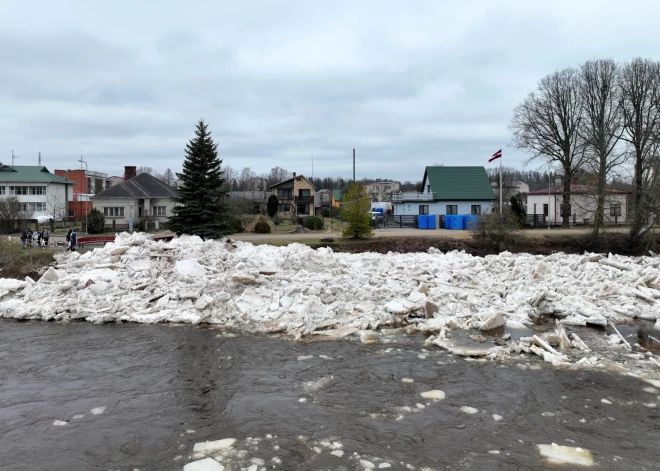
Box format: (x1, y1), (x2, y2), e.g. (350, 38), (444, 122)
(19, 229), (50, 249)
(17, 228), (78, 251)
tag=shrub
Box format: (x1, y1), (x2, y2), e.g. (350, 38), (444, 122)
(254, 220), (272, 233)
(305, 216), (324, 230)
(228, 216), (244, 234)
(85, 208), (105, 234)
(267, 195), (279, 218)
(471, 209), (525, 253)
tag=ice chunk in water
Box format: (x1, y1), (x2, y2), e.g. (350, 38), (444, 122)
(193, 438), (236, 454)
(331, 450), (344, 457)
(420, 390), (446, 400)
(537, 443), (594, 466)
(359, 460), (376, 469)
(90, 406), (106, 415)
(53, 420), (67, 426)
(460, 406), (478, 414)
(183, 458), (225, 471)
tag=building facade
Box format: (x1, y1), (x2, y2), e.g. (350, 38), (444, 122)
(526, 185), (631, 225)
(269, 172), (316, 216)
(366, 181), (400, 202)
(91, 171), (178, 231)
(0, 165), (75, 222)
(392, 166), (495, 216)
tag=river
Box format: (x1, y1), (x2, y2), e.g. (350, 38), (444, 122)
(0, 320), (658, 470)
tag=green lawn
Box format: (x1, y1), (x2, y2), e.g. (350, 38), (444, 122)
(0, 239), (56, 279)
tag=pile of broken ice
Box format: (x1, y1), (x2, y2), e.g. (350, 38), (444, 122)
(1, 232), (660, 343)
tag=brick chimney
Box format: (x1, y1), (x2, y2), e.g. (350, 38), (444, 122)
(293, 172), (297, 178)
(124, 166), (137, 181)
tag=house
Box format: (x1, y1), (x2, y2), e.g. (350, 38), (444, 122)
(392, 166), (495, 216)
(526, 184), (631, 225)
(490, 180), (530, 205)
(91, 168), (178, 231)
(0, 165), (75, 222)
(332, 189), (344, 206)
(106, 176), (125, 188)
(269, 172), (316, 216)
(366, 181), (400, 202)
(54, 168), (109, 221)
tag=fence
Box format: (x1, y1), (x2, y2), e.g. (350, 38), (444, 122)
(385, 215), (418, 228)
(526, 214), (547, 227)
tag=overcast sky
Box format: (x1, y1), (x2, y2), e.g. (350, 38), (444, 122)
(2, 1), (660, 182)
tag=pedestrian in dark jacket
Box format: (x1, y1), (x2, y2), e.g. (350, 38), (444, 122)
(20, 230), (27, 249)
(69, 229), (77, 251)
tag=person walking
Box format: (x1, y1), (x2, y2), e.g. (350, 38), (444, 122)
(26, 229), (33, 249)
(69, 229), (77, 252)
(42, 228), (49, 248)
(20, 230), (27, 249)
(32, 229), (40, 249)
(65, 229), (72, 250)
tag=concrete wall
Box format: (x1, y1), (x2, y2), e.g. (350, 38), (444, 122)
(393, 200), (493, 216)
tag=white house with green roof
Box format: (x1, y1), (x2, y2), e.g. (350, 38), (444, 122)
(392, 166), (495, 216)
(0, 165), (75, 221)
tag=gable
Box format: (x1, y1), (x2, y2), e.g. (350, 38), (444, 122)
(92, 173), (177, 200)
(425, 166), (495, 200)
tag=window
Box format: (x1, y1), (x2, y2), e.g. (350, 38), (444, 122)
(277, 189), (292, 198)
(0, 186), (4, 195)
(279, 204), (290, 212)
(21, 203), (28, 212)
(29, 186), (46, 195)
(10, 186), (28, 195)
(297, 204), (310, 215)
(427, 185), (431, 193)
(68, 209), (76, 218)
(27, 202), (46, 212)
(446, 205), (458, 215)
(419, 205), (429, 215)
(543, 204), (549, 216)
(299, 189), (310, 197)
(610, 203), (622, 217)
(153, 206), (167, 216)
(103, 207), (125, 217)
(471, 205), (481, 215)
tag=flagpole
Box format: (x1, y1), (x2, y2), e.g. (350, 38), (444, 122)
(499, 155), (503, 215)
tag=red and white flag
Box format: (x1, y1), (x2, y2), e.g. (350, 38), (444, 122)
(488, 149), (502, 163)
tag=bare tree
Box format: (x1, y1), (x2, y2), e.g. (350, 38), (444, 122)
(238, 167), (257, 190)
(620, 58), (660, 239)
(267, 167), (292, 187)
(163, 168), (175, 186)
(0, 196), (21, 233)
(46, 185), (68, 227)
(511, 68), (585, 227)
(222, 165), (238, 191)
(578, 59), (627, 236)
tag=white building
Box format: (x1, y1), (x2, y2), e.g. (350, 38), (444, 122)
(526, 184), (631, 225)
(366, 181), (400, 202)
(392, 166), (495, 216)
(0, 165), (75, 221)
(91, 173), (178, 231)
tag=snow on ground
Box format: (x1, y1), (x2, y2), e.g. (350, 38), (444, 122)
(1, 232), (660, 370)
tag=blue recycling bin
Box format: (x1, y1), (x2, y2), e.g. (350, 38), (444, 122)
(427, 215), (436, 229)
(464, 215), (479, 230)
(418, 215), (428, 229)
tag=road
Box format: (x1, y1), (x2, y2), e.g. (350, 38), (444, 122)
(232, 227), (629, 242)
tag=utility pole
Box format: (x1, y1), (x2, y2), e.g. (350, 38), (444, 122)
(353, 148), (355, 183)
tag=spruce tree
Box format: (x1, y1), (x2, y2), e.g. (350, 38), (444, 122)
(168, 120), (230, 239)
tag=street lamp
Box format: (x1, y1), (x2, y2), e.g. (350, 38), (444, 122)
(79, 156), (89, 234)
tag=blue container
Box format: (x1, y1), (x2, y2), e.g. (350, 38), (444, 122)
(427, 215), (436, 229)
(418, 215), (428, 229)
(374, 208), (384, 214)
(443, 215), (451, 229)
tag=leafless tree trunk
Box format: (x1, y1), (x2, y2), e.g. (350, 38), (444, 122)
(578, 59), (627, 237)
(620, 58), (660, 240)
(511, 68), (585, 227)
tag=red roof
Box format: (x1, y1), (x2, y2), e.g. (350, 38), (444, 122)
(526, 184), (631, 196)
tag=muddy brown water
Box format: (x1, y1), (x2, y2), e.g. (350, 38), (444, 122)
(1, 320), (659, 471)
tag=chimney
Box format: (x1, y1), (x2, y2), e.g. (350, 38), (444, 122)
(124, 166), (137, 181)
(293, 172), (297, 178)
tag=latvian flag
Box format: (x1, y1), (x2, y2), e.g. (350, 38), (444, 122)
(489, 149), (502, 163)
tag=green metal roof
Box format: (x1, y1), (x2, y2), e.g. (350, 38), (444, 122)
(0, 165), (75, 184)
(332, 189), (344, 202)
(424, 166), (495, 200)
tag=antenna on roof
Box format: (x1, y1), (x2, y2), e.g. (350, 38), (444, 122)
(38, 152), (41, 166)
(11, 150), (17, 166)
